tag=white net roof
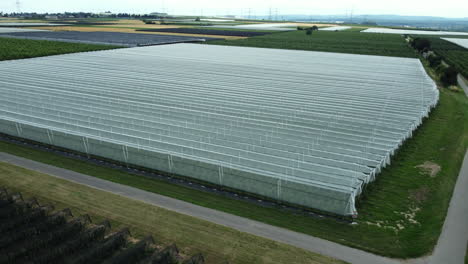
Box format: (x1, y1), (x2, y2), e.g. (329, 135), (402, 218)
(441, 38), (468, 49)
(0, 44), (439, 215)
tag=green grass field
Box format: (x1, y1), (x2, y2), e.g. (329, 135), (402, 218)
(0, 37), (119, 61)
(0, 162), (345, 264)
(207, 30), (418, 57)
(1, 88), (467, 258)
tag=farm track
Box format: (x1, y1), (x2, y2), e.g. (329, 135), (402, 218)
(0, 150), (467, 263)
(5, 151), (466, 264)
(0, 152), (398, 264)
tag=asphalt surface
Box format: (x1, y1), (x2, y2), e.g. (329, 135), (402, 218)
(0, 31), (220, 47)
(428, 150), (468, 264)
(458, 74), (468, 97)
(1, 151), (468, 264)
(0, 152), (397, 264)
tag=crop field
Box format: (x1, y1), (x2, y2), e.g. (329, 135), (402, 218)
(1, 88), (467, 258)
(424, 37), (468, 78)
(0, 31), (219, 47)
(0, 37), (118, 61)
(441, 38), (468, 49)
(136, 27), (273, 37)
(31, 25), (246, 40)
(362, 28), (468, 36)
(207, 30), (418, 57)
(0, 44), (438, 216)
(0, 162), (344, 264)
(0, 187), (205, 264)
(0, 38), (467, 257)
(0, 27), (47, 33)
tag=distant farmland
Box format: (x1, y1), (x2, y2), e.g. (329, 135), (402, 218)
(0, 37), (118, 61)
(136, 28), (273, 37)
(207, 30), (418, 58)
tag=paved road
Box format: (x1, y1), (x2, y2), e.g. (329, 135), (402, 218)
(1, 151), (468, 264)
(428, 150), (468, 264)
(0, 152), (398, 264)
(458, 74), (468, 97)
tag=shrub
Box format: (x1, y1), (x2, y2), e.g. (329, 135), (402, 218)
(428, 54), (442, 68)
(297, 26), (304, 30)
(306, 28), (313, 35)
(440, 66), (458, 86)
(311, 25), (319, 31)
(195, 17), (201, 22)
(411, 38), (431, 52)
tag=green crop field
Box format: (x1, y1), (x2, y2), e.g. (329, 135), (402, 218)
(1, 87), (467, 258)
(426, 37), (468, 78)
(0, 37), (119, 61)
(206, 30), (418, 58)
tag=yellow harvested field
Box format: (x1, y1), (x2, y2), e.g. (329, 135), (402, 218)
(295, 23), (338, 27)
(99, 24), (184, 29)
(97, 19), (145, 25)
(32, 26), (246, 40)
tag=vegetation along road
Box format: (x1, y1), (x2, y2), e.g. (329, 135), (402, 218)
(0, 152), (394, 264)
(3, 149), (468, 264)
(0, 157), (345, 264)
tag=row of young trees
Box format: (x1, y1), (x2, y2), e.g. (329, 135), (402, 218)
(0, 189), (206, 264)
(410, 37), (459, 86)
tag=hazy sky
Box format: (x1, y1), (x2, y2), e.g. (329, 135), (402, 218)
(1, 0), (467, 18)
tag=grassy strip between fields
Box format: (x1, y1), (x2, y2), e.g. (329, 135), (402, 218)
(1, 88), (467, 258)
(0, 37), (119, 61)
(0, 162), (345, 264)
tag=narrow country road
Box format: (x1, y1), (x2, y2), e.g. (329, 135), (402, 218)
(428, 150), (468, 264)
(1, 151), (467, 264)
(458, 74), (468, 97)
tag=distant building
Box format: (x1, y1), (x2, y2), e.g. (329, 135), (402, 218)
(45, 15), (58, 20)
(150, 12), (168, 17)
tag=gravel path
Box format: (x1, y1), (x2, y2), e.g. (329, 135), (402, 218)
(1, 150), (467, 264)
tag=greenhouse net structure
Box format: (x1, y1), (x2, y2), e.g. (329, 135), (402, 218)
(0, 44), (439, 215)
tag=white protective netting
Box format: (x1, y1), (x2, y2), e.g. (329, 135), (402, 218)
(0, 44), (439, 215)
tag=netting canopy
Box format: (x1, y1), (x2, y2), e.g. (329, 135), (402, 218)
(0, 44), (439, 215)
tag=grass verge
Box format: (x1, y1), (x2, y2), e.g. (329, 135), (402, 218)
(0, 37), (119, 61)
(1, 88), (467, 258)
(206, 30), (418, 57)
(0, 162), (345, 264)
(466, 245), (468, 264)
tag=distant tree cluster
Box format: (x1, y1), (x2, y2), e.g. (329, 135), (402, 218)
(2, 12), (171, 19)
(411, 37), (431, 52)
(297, 25), (319, 35)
